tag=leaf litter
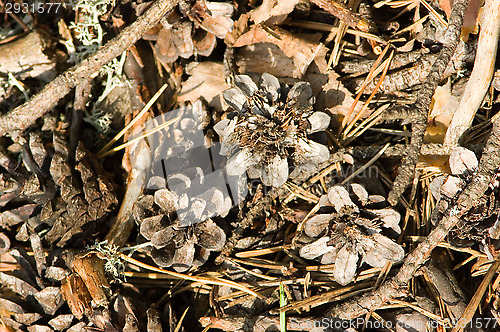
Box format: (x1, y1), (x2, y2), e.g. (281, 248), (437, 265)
(0, 0), (499, 331)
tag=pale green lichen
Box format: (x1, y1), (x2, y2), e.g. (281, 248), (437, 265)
(67, 0), (130, 134)
(89, 240), (126, 282)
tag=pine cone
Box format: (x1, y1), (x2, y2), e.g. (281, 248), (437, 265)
(139, 100), (245, 226)
(0, 233), (82, 331)
(133, 191), (226, 272)
(430, 147), (500, 255)
(0, 134), (117, 247)
(293, 184), (404, 285)
(149, 0), (234, 63)
(216, 73), (331, 187)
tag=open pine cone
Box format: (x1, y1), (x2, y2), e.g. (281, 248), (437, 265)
(294, 184), (404, 285)
(133, 191), (226, 272)
(430, 147), (500, 257)
(0, 134), (117, 247)
(215, 73), (331, 187)
(147, 0), (234, 63)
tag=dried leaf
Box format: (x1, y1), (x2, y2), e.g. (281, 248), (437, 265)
(155, 27), (178, 62)
(234, 27), (326, 78)
(250, 0), (301, 25)
(438, 0), (482, 39)
(178, 62), (230, 110)
(192, 29), (217, 56)
(172, 21), (194, 59)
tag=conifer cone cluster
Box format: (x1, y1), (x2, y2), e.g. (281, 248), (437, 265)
(294, 184), (404, 285)
(216, 73), (331, 187)
(0, 134), (117, 247)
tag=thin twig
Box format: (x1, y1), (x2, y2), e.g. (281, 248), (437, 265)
(387, 0), (470, 205)
(449, 257), (500, 332)
(309, 0), (373, 32)
(328, 117), (500, 319)
(0, 0), (178, 137)
(443, 0), (500, 149)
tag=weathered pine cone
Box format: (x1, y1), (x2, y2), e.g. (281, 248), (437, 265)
(215, 73), (331, 187)
(0, 134), (117, 247)
(294, 184), (404, 285)
(0, 236), (162, 331)
(134, 190), (226, 272)
(141, 100), (245, 226)
(148, 0), (234, 63)
(0, 234), (78, 331)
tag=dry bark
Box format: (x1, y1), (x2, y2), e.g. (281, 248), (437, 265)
(387, 0), (471, 205)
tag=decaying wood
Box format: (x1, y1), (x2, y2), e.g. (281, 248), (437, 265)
(329, 117), (500, 320)
(0, 30), (57, 81)
(0, 0), (178, 137)
(422, 254), (467, 320)
(387, 0), (471, 205)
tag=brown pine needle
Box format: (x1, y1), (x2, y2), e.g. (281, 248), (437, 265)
(119, 253), (262, 299)
(341, 142), (390, 185)
(97, 83), (168, 157)
(342, 49), (395, 139)
(450, 258), (500, 332)
(174, 307), (189, 332)
(235, 245), (293, 258)
(98, 115), (180, 158)
(342, 103), (390, 145)
(338, 44), (391, 134)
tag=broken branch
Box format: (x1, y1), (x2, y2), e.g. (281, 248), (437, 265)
(0, 0), (178, 137)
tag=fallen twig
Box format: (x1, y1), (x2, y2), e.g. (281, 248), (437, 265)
(309, 0), (373, 32)
(443, 0), (500, 149)
(387, 0), (470, 205)
(329, 117), (500, 319)
(0, 0), (178, 137)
